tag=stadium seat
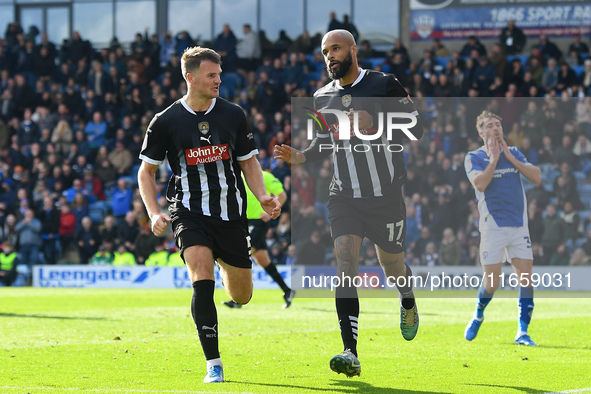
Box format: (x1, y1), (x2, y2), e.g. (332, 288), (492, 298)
(305, 71), (322, 84)
(574, 171), (587, 181)
(434, 57), (452, 68)
(89, 201), (106, 223)
(580, 195), (591, 209)
(573, 66), (585, 77)
(579, 210), (591, 221)
(367, 57), (386, 69)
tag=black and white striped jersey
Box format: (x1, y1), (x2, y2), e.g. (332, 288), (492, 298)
(310, 69), (422, 198)
(139, 97), (258, 221)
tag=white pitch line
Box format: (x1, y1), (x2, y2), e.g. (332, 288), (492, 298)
(0, 386), (260, 394)
(542, 388), (591, 394)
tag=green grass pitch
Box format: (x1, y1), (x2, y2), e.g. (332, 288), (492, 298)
(1, 288), (590, 393)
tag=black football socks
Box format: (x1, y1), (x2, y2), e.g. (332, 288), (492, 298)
(191, 280), (220, 360)
(335, 286), (360, 357)
(264, 262), (291, 294)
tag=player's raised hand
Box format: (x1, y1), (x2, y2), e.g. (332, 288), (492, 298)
(259, 195), (282, 219)
(274, 144), (306, 164)
(499, 138), (515, 161)
(487, 137), (501, 163)
(150, 213), (171, 237)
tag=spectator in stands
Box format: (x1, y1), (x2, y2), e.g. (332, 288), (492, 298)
(16, 107), (40, 148)
(111, 178), (133, 223)
(0, 241), (18, 286)
(581, 227), (591, 257)
(108, 140), (133, 176)
(572, 131), (591, 170)
(527, 199), (544, 245)
(460, 35), (486, 58)
(89, 244), (113, 265)
(174, 30), (195, 57)
(540, 204), (567, 265)
(554, 135), (577, 171)
(100, 215), (118, 244)
(519, 100), (544, 148)
(214, 24), (239, 101)
(439, 227), (461, 266)
(342, 14), (358, 41)
(290, 31), (313, 54)
(581, 59), (591, 94)
(145, 241), (168, 266)
(15, 208), (42, 267)
(576, 96), (591, 138)
(412, 226), (435, 262)
(133, 225), (159, 265)
(112, 243), (136, 265)
(556, 62), (578, 92)
(537, 34), (562, 62)
(296, 230), (326, 265)
(568, 33), (589, 58)
(71, 192), (89, 230)
(473, 56), (496, 96)
(487, 43), (507, 81)
(76, 215), (100, 264)
(553, 162), (583, 209)
(390, 39), (410, 70)
(236, 24), (261, 89)
(561, 201), (582, 244)
(38, 195), (60, 265)
(327, 12), (344, 32)
(541, 58), (559, 93)
(569, 247), (591, 266)
(50, 119), (73, 155)
(565, 49), (582, 67)
(118, 210), (139, 254)
(431, 38), (449, 58)
(499, 19), (526, 55)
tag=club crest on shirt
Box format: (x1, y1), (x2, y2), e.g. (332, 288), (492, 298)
(198, 122), (209, 135)
(342, 94), (352, 108)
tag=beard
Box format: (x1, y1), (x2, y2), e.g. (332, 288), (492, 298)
(327, 51), (353, 80)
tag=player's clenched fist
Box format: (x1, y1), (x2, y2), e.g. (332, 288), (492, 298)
(151, 213), (172, 237)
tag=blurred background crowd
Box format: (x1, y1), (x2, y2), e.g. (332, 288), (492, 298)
(1, 13), (591, 285)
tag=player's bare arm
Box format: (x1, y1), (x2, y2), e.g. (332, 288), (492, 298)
(240, 157), (281, 219)
(500, 139), (542, 185)
(469, 137), (501, 192)
(137, 161), (171, 237)
(273, 144), (306, 164)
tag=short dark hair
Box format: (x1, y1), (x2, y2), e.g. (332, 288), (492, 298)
(181, 46), (221, 79)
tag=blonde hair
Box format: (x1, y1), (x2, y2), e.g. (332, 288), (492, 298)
(476, 110), (502, 134)
(181, 46), (221, 79)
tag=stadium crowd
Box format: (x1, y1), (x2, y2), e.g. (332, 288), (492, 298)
(1, 15), (591, 285)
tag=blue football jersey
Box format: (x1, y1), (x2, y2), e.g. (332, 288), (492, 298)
(465, 146), (529, 229)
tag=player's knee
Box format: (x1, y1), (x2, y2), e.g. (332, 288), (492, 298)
(233, 290), (252, 305)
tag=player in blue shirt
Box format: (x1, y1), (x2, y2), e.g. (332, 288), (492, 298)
(464, 110), (542, 346)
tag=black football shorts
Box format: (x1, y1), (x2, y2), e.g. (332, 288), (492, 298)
(327, 190), (406, 254)
(172, 212), (252, 269)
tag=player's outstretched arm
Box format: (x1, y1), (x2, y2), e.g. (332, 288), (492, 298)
(240, 157), (281, 219)
(138, 161), (171, 236)
(273, 144), (307, 165)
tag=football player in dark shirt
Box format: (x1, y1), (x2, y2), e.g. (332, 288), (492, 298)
(138, 46), (280, 383)
(275, 30), (423, 378)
